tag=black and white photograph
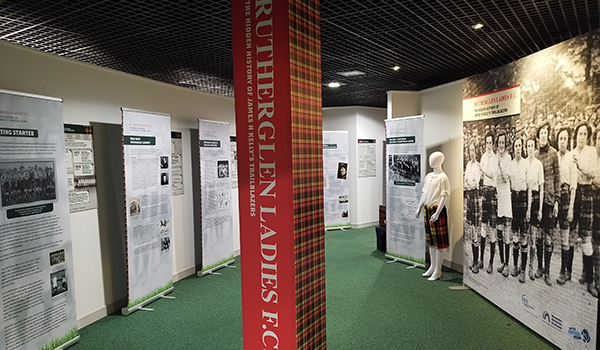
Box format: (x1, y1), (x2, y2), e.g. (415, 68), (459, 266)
(218, 190), (230, 210)
(462, 29), (600, 349)
(217, 160), (230, 178)
(388, 154), (421, 183)
(336, 162), (347, 180)
(161, 172), (169, 186)
(160, 155), (169, 169)
(49, 249), (66, 267)
(0, 160), (57, 208)
(161, 236), (170, 252)
(50, 269), (68, 297)
(130, 197), (141, 216)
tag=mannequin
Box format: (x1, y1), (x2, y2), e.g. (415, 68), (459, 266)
(415, 151), (450, 281)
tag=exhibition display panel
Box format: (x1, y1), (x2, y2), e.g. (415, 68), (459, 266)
(121, 108), (174, 315)
(462, 30), (599, 349)
(385, 115), (426, 266)
(0, 89), (79, 350)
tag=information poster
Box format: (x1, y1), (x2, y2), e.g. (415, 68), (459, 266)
(230, 136), (238, 189)
(64, 124), (98, 212)
(122, 108), (173, 313)
(385, 116), (426, 265)
(462, 29), (600, 349)
(358, 139), (376, 178)
(0, 90), (79, 350)
(198, 119), (234, 274)
(171, 131), (184, 196)
(322, 131), (350, 229)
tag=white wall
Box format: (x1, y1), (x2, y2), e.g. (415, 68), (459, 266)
(323, 106), (386, 228)
(387, 91), (420, 119)
(420, 80), (464, 269)
(0, 41), (237, 328)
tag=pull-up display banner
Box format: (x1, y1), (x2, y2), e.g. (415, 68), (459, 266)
(0, 89), (79, 349)
(385, 115), (426, 266)
(197, 119), (234, 276)
(121, 108), (173, 315)
(323, 131), (350, 229)
(233, 0), (326, 349)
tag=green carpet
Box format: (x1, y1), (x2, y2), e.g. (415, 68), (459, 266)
(73, 227), (556, 349)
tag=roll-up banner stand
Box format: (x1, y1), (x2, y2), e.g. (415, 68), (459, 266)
(385, 115), (426, 267)
(323, 131), (351, 230)
(121, 108), (174, 315)
(0, 89), (79, 349)
(196, 119), (235, 276)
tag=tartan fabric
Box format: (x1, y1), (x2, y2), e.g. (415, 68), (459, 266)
(540, 202), (555, 231)
(571, 184), (593, 235)
(511, 190), (527, 233)
(593, 187), (600, 232)
(464, 188), (479, 225)
(288, 1), (326, 349)
(423, 206), (450, 249)
(529, 190), (540, 227)
(558, 183), (571, 230)
(538, 144), (561, 205)
(481, 185), (497, 226)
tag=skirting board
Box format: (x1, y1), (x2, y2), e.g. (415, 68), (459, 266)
(77, 306), (107, 329)
(443, 259), (463, 273)
(351, 221), (379, 229)
(173, 266), (196, 282)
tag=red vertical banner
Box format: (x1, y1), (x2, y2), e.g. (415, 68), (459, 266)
(232, 1), (325, 349)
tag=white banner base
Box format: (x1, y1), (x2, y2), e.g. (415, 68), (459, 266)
(121, 287), (175, 316)
(325, 226), (350, 232)
(197, 259), (236, 277)
(385, 254), (426, 269)
(54, 336), (80, 350)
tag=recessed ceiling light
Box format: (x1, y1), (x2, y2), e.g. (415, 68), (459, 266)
(328, 82), (342, 88)
(337, 70), (365, 77)
(472, 23), (484, 30)
(393, 65), (400, 71)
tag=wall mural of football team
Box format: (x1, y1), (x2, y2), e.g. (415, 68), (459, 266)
(463, 30), (600, 348)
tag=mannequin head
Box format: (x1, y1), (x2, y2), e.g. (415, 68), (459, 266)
(429, 151), (445, 169)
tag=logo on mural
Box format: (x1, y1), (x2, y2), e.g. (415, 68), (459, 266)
(542, 311), (563, 331)
(568, 327), (592, 343)
(521, 294), (535, 315)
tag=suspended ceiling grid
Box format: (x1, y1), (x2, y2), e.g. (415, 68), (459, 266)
(0, 0), (598, 108)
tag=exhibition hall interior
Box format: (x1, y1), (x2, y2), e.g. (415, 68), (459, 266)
(0, 1), (599, 349)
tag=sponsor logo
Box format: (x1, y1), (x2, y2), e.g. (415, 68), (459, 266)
(541, 311), (563, 331)
(568, 327), (592, 343)
(521, 294), (536, 316)
(521, 294), (534, 310)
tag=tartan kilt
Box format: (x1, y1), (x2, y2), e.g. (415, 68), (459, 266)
(593, 187), (600, 232)
(423, 206), (449, 249)
(481, 185), (497, 226)
(571, 184), (593, 234)
(464, 189), (479, 225)
(511, 190), (527, 232)
(558, 183), (571, 230)
(529, 190), (540, 227)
